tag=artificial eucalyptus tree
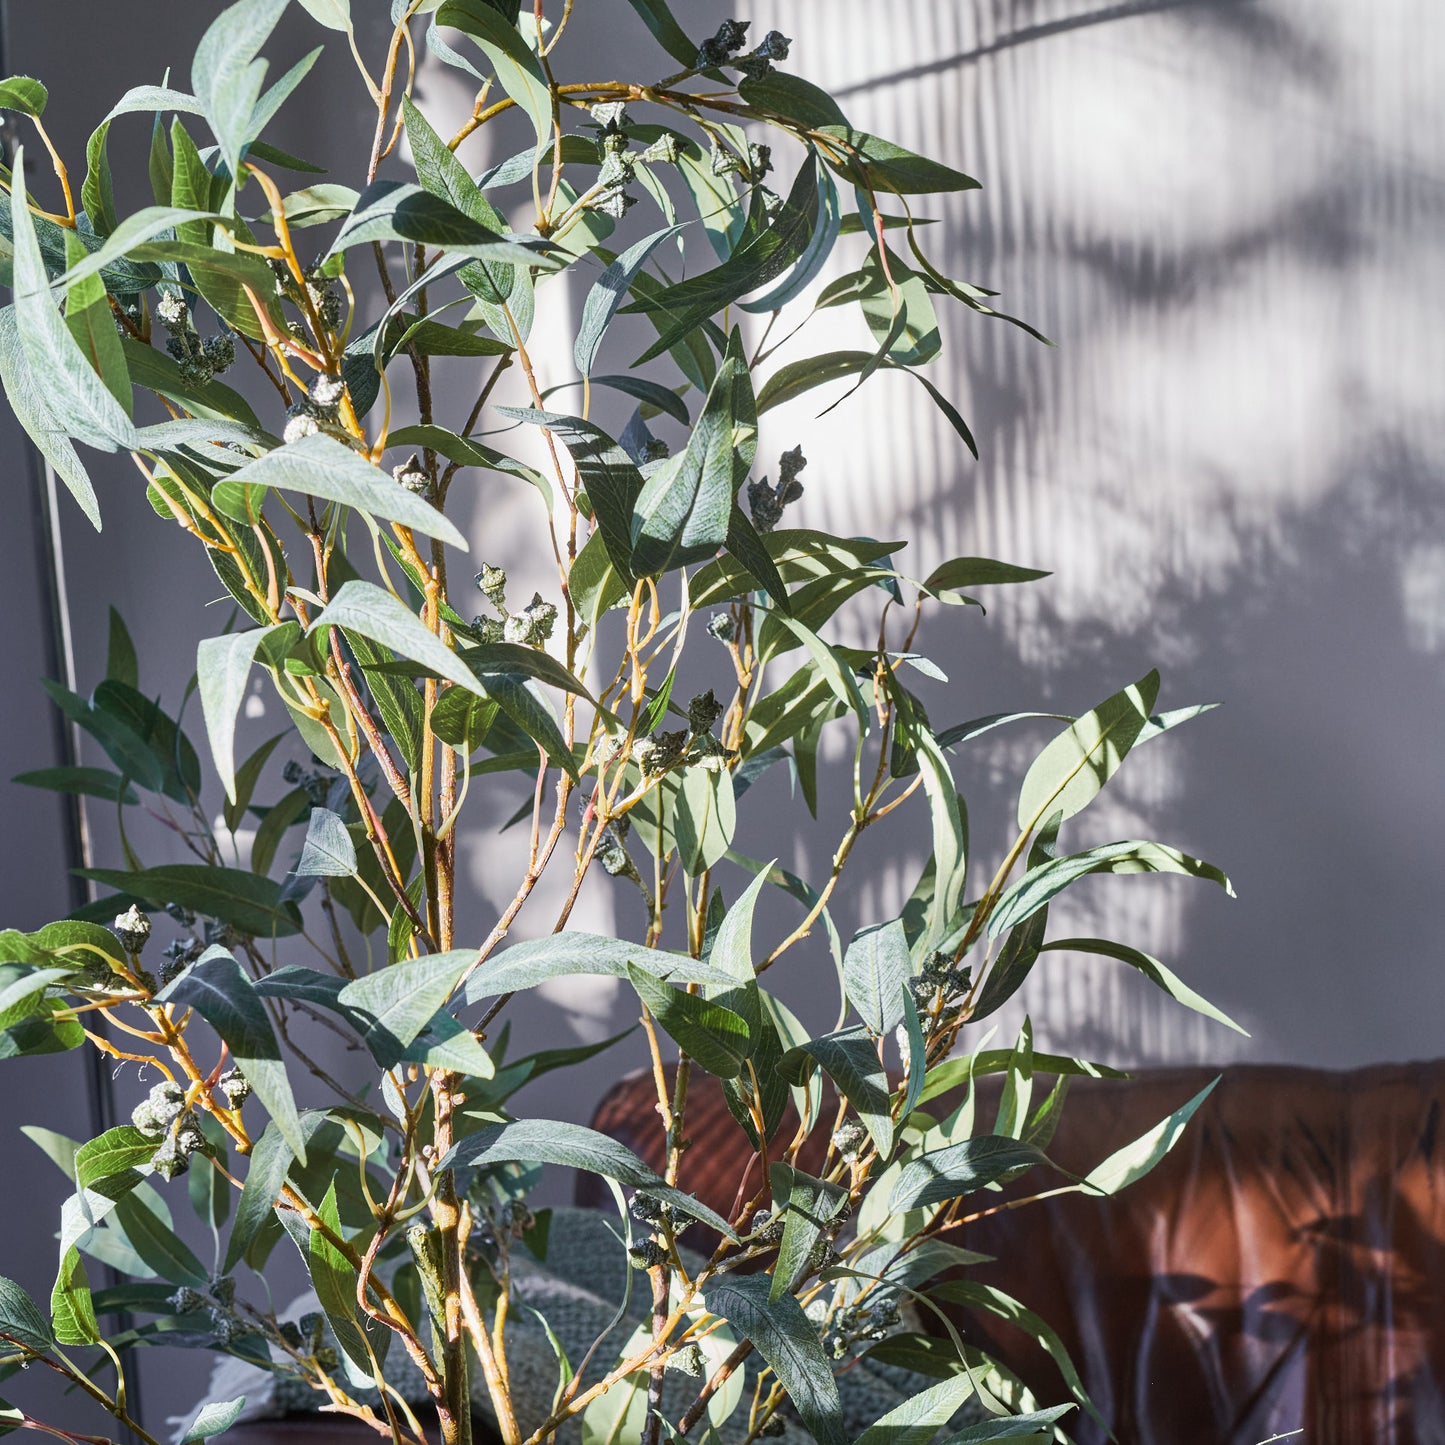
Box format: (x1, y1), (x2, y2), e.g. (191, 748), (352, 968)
(0, 3), (1239, 1443)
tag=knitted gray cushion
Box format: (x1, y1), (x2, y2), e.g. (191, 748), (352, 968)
(180, 1208), (981, 1443)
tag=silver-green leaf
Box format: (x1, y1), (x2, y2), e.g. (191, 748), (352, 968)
(223, 433), (468, 548)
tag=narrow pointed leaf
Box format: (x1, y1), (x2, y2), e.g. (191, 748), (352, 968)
(198, 625), (285, 803)
(989, 840), (1235, 939)
(768, 1162), (847, 1301)
(780, 1027), (893, 1159)
(1017, 671), (1159, 833)
(466, 933), (735, 1002)
(0, 307), (100, 528)
(627, 963), (750, 1079)
(889, 1136), (1053, 1213)
(941, 1407), (1074, 1442)
(157, 950), (307, 1164)
(10, 154), (137, 452)
(501, 408), (641, 582)
(0, 1278), (51, 1354)
(575, 224), (685, 377)
(1083, 1079), (1218, 1195)
(50, 1248), (98, 1346)
(699, 1273), (845, 1445)
(308, 580), (479, 698)
(224, 1119), (299, 1272)
(112, 1193), (209, 1287)
(191, 0), (289, 179)
(843, 919), (910, 1036)
(816, 127), (980, 195)
(626, 155), (821, 364)
(436, 0), (552, 146)
(223, 434), (467, 548)
(181, 1398), (247, 1444)
(1041, 937), (1246, 1036)
(337, 950), (475, 1055)
(294, 808), (358, 878)
(309, 1181), (386, 1374)
(440, 1119), (737, 1240)
(853, 1372), (978, 1445)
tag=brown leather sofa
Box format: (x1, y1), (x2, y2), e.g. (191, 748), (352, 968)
(584, 1061), (1445, 1445)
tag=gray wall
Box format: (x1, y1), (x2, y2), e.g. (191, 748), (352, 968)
(1, 0), (1441, 1428)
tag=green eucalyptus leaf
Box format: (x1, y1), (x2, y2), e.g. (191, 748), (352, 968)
(624, 154), (821, 365)
(197, 624), (287, 803)
(0, 1276), (52, 1354)
(224, 1116), (320, 1272)
(309, 580), (479, 698)
(1016, 671), (1159, 833)
(741, 161), (842, 314)
(251, 47), (325, 140)
(440, 1119), (737, 1240)
(698, 1273), (845, 1445)
(0, 77), (47, 117)
(74, 1127), (157, 1188)
(889, 1136), (1053, 1213)
(157, 949), (308, 1163)
(1084, 1079), (1218, 1196)
(780, 1026), (893, 1159)
(619, 0), (697, 67)
(437, 0), (552, 147)
(1040, 937), (1247, 1036)
(817, 126), (981, 195)
(925, 558), (1050, 593)
(930, 1280), (1104, 1433)
(294, 807), (358, 878)
(575, 224), (685, 378)
(336, 950), (476, 1055)
(105, 84), (203, 120)
(631, 329), (746, 576)
(843, 918), (911, 1037)
(221, 435), (468, 549)
(0, 307), (100, 528)
(915, 731), (967, 951)
(12, 766), (138, 806)
(933, 711), (1070, 751)
(10, 153), (138, 453)
(674, 766), (736, 876)
(989, 839), (1235, 939)
(329, 179), (545, 266)
(465, 933), (734, 1002)
(940, 1407), (1074, 1442)
(309, 1179), (389, 1374)
(191, 0), (289, 180)
(78, 866), (302, 939)
(479, 672), (581, 782)
(859, 245), (941, 367)
(295, 0), (353, 30)
(121, 334), (262, 429)
(50, 1247), (98, 1346)
(853, 1372), (978, 1445)
(62, 234), (130, 412)
(626, 963), (750, 1079)
(107, 608), (139, 688)
(767, 1162), (847, 1301)
(401, 95), (523, 334)
(738, 71), (847, 128)
(112, 1192), (209, 1288)
(181, 1398), (247, 1444)
(389, 424), (552, 509)
(501, 409), (641, 582)
(709, 865), (770, 984)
